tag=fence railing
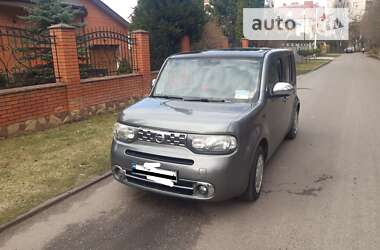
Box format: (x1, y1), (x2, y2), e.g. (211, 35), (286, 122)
(0, 26), (140, 89)
(0, 26), (59, 89)
(76, 27), (137, 79)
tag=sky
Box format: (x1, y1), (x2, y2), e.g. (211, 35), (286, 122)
(102, 0), (138, 21)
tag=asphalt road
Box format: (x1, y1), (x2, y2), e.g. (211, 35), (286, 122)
(1, 53), (379, 250)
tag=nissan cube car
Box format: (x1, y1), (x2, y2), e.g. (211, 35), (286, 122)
(111, 48), (300, 202)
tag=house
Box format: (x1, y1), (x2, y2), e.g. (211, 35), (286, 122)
(0, 0), (129, 32)
(0, 0), (133, 86)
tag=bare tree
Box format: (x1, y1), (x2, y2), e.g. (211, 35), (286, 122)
(361, 0), (380, 48)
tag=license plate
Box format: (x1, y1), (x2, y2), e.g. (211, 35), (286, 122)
(132, 162), (177, 187)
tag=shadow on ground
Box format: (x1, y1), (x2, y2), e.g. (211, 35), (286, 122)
(43, 190), (213, 250)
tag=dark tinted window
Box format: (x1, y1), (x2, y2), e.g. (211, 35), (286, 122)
(268, 58), (282, 88)
(281, 55), (290, 83)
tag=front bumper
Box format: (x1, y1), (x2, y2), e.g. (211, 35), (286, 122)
(111, 139), (251, 201)
(112, 165), (216, 200)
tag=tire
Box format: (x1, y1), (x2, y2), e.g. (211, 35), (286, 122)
(286, 109), (299, 140)
(242, 146), (265, 202)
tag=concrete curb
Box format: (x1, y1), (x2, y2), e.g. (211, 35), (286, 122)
(313, 60), (332, 72)
(0, 171), (112, 234)
(368, 54), (380, 60)
(297, 60), (332, 77)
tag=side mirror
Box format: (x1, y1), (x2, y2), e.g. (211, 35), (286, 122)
(271, 82), (294, 97)
(152, 79), (157, 88)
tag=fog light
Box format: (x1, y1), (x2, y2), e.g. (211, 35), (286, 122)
(112, 165), (126, 181)
(194, 183), (215, 197)
(198, 185), (209, 195)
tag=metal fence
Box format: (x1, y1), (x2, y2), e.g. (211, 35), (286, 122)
(0, 26), (58, 89)
(76, 27), (137, 79)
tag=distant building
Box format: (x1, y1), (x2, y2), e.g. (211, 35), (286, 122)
(274, 0), (368, 21)
(274, 0), (320, 8)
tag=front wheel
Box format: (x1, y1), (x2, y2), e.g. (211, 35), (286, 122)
(241, 146), (265, 202)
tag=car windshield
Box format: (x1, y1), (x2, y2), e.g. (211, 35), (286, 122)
(153, 58), (261, 102)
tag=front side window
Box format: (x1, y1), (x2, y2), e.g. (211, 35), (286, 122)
(153, 58), (262, 102)
(267, 58), (282, 89)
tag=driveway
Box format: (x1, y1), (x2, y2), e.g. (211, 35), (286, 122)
(1, 53), (379, 250)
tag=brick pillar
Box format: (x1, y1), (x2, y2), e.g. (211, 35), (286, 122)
(49, 24), (82, 112)
(180, 35), (191, 52)
(131, 30), (151, 95)
(241, 38), (249, 48)
(222, 37), (229, 49)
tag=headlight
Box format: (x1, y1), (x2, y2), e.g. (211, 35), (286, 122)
(113, 123), (137, 143)
(188, 135), (237, 154)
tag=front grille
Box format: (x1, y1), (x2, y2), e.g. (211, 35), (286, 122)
(137, 128), (187, 147)
(126, 150), (194, 165)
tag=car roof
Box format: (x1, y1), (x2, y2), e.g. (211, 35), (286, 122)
(169, 48), (291, 59)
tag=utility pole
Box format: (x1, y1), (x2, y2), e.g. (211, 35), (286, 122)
(314, 7), (317, 49)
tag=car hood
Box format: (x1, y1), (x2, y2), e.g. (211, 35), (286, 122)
(118, 97), (253, 133)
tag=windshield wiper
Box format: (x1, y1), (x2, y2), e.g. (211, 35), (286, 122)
(183, 97), (230, 103)
(154, 95), (230, 102)
(153, 95), (184, 100)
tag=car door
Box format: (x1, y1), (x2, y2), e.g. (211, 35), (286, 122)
(264, 55), (290, 150)
(280, 53), (296, 133)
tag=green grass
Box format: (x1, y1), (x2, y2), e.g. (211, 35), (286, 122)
(368, 48), (380, 60)
(0, 112), (118, 225)
(296, 59), (330, 75)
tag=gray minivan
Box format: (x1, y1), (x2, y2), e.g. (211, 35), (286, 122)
(111, 48), (300, 202)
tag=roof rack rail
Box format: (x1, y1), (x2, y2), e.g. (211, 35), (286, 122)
(174, 50), (204, 55)
(211, 47), (272, 52)
(172, 47), (272, 56)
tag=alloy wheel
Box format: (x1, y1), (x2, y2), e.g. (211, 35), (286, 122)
(255, 154), (265, 193)
(293, 112), (299, 134)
